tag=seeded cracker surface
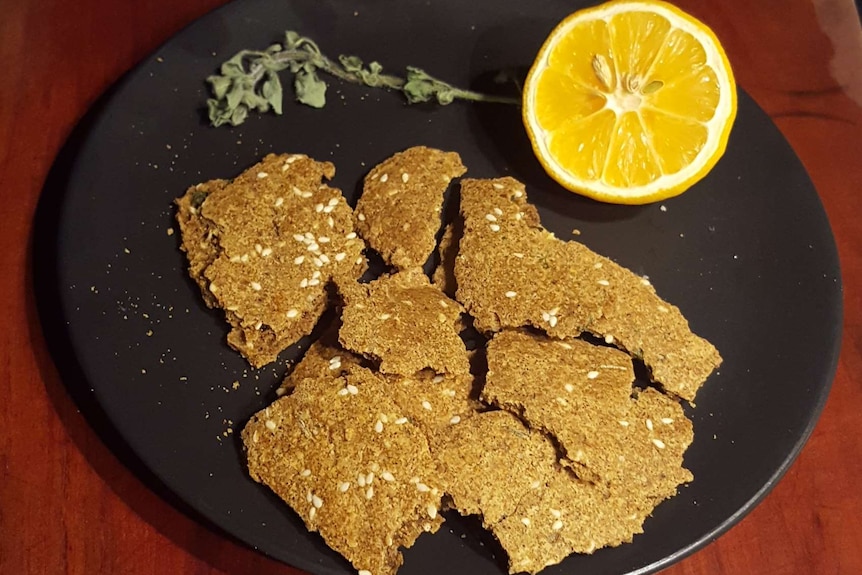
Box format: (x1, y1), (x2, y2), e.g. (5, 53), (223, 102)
(274, 339), (364, 397)
(242, 364), (446, 575)
(454, 177), (721, 401)
(356, 147), (466, 270)
(436, 410), (652, 574)
(175, 153), (366, 367)
(339, 268), (470, 375)
(484, 330), (694, 500)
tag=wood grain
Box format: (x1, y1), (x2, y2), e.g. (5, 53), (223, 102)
(1, 1), (860, 574)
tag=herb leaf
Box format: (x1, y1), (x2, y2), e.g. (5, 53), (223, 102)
(205, 30), (519, 127)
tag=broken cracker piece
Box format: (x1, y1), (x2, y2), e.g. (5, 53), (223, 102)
(356, 147), (466, 270)
(339, 268), (470, 375)
(454, 177), (720, 401)
(175, 153), (366, 368)
(484, 330), (693, 500)
(243, 364), (445, 575)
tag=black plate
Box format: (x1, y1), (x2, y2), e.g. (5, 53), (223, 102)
(34, 0), (843, 574)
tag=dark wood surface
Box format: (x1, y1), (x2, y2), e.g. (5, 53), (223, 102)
(2, 0), (860, 573)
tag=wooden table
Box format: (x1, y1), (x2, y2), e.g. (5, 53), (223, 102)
(2, 0), (860, 573)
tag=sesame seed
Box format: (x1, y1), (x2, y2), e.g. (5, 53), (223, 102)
(307, 243), (319, 252)
(292, 186), (303, 197)
(301, 191), (313, 198)
(254, 243), (263, 254)
(550, 509), (561, 518)
(355, 257), (363, 265)
(552, 519), (563, 531)
(515, 212), (523, 220)
(281, 163), (290, 172)
(619, 420), (630, 427)
(427, 505), (437, 519)
(402, 173), (410, 183)
(658, 305), (670, 313)
(323, 205), (334, 213)
(485, 213), (497, 222)
(530, 480), (541, 489)
(257, 171), (268, 178)
(334, 252), (346, 262)
(380, 173), (389, 183)
(357, 213), (366, 221)
(541, 312), (550, 322)
(250, 281), (262, 291)
(421, 400), (432, 411)
(300, 468), (311, 477)
(416, 483), (430, 492)
(252, 430), (259, 442)
(555, 341), (573, 350)
(240, 254), (249, 262)
(306, 490), (313, 503)
(492, 183), (504, 190)
(556, 397), (568, 406)
(660, 205), (667, 212)
(313, 257), (323, 267)
(652, 438), (666, 449)
(208, 282), (218, 293)
(347, 384), (359, 395)
(521, 517), (531, 526)
(329, 361), (341, 370)
(432, 374), (444, 384)
(489, 224), (501, 232)
(661, 417), (674, 424)
(357, 474), (366, 487)
(264, 419), (276, 431)
(641, 278), (651, 286)
(394, 417), (408, 424)
(366, 486), (374, 500)
(512, 252), (524, 258)
(337, 388), (349, 396)
(587, 370), (599, 379)
(381, 471), (395, 482)
(549, 316), (558, 327)
(319, 254), (330, 264)
(312, 270), (322, 279)
(275, 197), (284, 207)
(261, 247), (272, 257)
(339, 482), (350, 492)
(254, 321), (263, 330)
(299, 278), (309, 288)
(449, 415), (461, 424)
(293, 234), (305, 242)
(444, 389), (456, 397)
(318, 236), (331, 243)
(328, 197), (339, 206)
(358, 570), (372, 575)
(229, 255), (241, 263)
(379, 313), (391, 320)
(493, 207), (503, 216)
(549, 307), (559, 315)
(327, 216), (334, 227)
(308, 278), (321, 286)
(312, 494), (323, 508)
(374, 420), (384, 433)
(597, 279), (610, 286)
(594, 262), (603, 269)
(366, 472), (375, 484)
(564, 383), (574, 392)
(646, 419), (654, 431)
(505, 291), (517, 298)
(346, 232), (357, 240)
(309, 506), (316, 520)
(286, 155), (301, 163)
(314, 203), (324, 213)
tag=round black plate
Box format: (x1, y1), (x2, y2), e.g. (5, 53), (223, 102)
(35, 0), (843, 574)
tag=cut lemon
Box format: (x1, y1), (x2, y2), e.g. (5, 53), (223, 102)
(522, 0), (737, 204)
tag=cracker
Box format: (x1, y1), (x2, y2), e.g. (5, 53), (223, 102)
(484, 330), (693, 500)
(454, 177), (720, 401)
(339, 268), (470, 375)
(436, 410), (558, 525)
(275, 339), (364, 397)
(492, 470), (652, 574)
(175, 153), (366, 368)
(356, 147), (466, 270)
(243, 365), (446, 575)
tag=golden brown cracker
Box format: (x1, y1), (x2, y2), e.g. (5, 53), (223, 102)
(339, 268), (469, 375)
(454, 177), (720, 401)
(356, 147), (466, 270)
(243, 365), (446, 575)
(175, 153), (366, 367)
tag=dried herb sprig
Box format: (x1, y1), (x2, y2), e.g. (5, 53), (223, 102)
(206, 31), (519, 127)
